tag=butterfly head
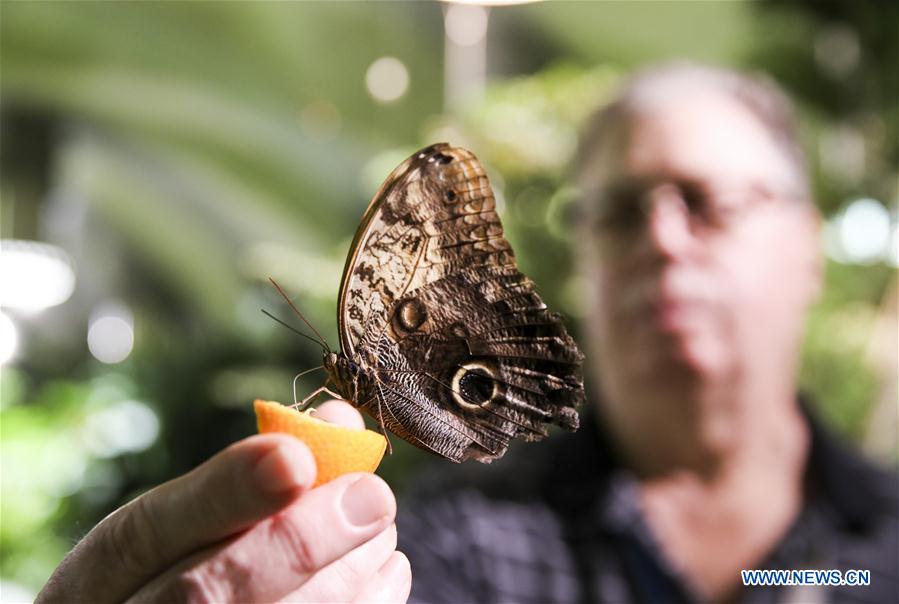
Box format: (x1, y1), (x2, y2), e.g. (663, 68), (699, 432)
(322, 351), (346, 386)
(323, 350), (364, 403)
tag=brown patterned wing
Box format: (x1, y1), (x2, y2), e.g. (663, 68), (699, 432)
(338, 143), (583, 462)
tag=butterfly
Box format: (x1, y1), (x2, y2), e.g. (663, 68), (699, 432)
(296, 143), (584, 463)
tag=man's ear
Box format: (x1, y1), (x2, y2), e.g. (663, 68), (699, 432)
(803, 204), (824, 305)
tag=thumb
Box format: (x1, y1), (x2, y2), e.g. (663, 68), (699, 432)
(314, 399), (366, 430)
(37, 434), (316, 604)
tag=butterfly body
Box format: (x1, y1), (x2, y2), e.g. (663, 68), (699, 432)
(332, 143), (584, 463)
(323, 352), (372, 406)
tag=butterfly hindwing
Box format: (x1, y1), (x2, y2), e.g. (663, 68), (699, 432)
(364, 269), (582, 462)
(337, 144), (584, 462)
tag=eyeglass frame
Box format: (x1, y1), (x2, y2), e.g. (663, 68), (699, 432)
(581, 175), (809, 247)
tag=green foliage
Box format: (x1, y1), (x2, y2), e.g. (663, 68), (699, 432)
(0, 369), (156, 589)
(801, 261), (894, 440)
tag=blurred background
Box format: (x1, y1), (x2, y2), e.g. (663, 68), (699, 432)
(1, 0), (896, 599)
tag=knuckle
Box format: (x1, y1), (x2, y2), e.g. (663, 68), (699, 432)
(155, 552), (252, 604)
(269, 514), (319, 576)
(105, 496), (166, 578)
(332, 556), (367, 589)
(161, 567), (230, 604)
(189, 475), (229, 531)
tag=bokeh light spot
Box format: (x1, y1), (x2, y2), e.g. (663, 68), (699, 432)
(814, 25), (860, 79)
(445, 3), (489, 47)
(87, 303), (134, 364)
(365, 57), (409, 104)
(888, 222), (898, 268)
(837, 198), (890, 265)
(0, 312), (18, 365)
(0, 240), (76, 313)
(84, 400), (160, 457)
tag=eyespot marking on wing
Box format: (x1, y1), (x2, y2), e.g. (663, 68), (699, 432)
(451, 362), (498, 410)
(394, 297), (429, 333)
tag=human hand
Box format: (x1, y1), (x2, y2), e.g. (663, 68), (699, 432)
(36, 400), (411, 603)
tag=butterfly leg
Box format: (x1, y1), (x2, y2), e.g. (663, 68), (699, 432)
(374, 395), (394, 455)
(295, 385), (345, 410)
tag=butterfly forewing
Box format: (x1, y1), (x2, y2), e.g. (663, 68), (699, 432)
(337, 143), (584, 462)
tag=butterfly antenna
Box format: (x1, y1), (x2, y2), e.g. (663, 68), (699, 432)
(261, 309), (328, 350)
(268, 277), (331, 352)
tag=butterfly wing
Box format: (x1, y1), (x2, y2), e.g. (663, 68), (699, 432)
(338, 143), (584, 462)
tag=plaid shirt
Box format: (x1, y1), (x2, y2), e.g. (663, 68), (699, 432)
(398, 405), (898, 603)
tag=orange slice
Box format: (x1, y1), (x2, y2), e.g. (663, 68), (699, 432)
(254, 399), (387, 487)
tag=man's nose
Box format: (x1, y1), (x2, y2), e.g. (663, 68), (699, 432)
(640, 184), (695, 259)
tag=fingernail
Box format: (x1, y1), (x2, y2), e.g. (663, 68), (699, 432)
(254, 444), (311, 494)
(341, 475), (394, 527)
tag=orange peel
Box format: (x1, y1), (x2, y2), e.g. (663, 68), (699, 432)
(254, 399), (387, 487)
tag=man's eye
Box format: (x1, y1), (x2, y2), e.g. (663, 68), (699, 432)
(681, 186), (723, 227)
(680, 184), (709, 213)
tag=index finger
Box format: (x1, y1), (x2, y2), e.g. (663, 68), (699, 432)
(37, 433), (316, 604)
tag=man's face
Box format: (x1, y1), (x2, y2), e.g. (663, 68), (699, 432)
(580, 93), (821, 457)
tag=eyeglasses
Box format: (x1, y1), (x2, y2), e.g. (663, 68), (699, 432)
(586, 177), (799, 243)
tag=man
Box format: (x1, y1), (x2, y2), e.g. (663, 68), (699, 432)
(397, 63), (898, 603)
(37, 64), (896, 604)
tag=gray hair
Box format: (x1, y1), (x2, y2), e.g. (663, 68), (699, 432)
(578, 62), (810, 199)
